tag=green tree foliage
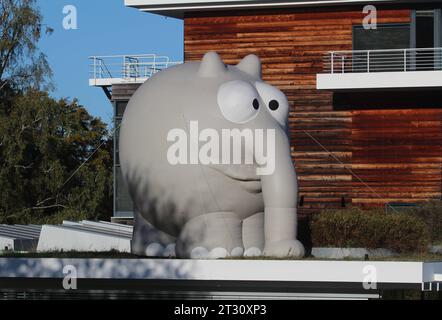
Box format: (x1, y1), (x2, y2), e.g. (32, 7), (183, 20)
(0, 0), (113, 224)
(0, 90), (113, 224)
(0, 0), (52, 91)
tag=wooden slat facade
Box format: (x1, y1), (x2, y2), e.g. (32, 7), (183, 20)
(184, 6), (442, 217)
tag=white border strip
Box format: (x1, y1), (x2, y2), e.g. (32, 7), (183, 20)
(0, 258), (431, 284)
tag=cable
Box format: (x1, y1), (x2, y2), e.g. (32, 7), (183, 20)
(302, 130), (400, 214)
(56, 123), (120, 198)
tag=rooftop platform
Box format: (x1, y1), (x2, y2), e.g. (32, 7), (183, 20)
(88, 54), (182, 88)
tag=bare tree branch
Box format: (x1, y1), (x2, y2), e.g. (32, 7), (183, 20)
(35, 197), (55, 207)
(14, 163), (33, 170)
(30, 204), (68, 210)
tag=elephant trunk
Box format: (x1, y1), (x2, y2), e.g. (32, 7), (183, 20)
(257, 126), (300, 249)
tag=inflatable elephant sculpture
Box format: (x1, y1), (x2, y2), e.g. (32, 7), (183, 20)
(119, 52), (304, 259)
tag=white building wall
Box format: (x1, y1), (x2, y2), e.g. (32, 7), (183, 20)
(37, 225), (131, 253)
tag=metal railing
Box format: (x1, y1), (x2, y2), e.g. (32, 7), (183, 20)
(89, 54), (182, 81)
(323, 47), (442, 74)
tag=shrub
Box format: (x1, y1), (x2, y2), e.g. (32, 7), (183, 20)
(311, 207), (430, 253)
(407, 201), (442, 245)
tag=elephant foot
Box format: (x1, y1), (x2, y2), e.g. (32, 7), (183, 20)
(131, 210), (176, 257)
(242, 212), (264, 257)
(176, 212), (244, 259)
(263, 239), (305, 258)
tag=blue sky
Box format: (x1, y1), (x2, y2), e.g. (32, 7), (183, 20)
(37, 0), (183, 126)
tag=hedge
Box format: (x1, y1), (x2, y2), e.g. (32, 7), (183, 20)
(311, 207), (430, 253)
(407, 201), (442, 245)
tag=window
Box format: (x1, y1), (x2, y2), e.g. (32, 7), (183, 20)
(415, 10), (435, 48)
(353, 24), (411, 51)
(113, 100), (133, 215)
(114, 109), (124, 164)
(351, 10), (442, 73)
(412, 9), (442, 70)
(116, 101), (128, 118)
(352, 24), (411, 72)
(115, 167), (134, 213)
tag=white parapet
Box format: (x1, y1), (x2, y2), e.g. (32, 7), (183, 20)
(37, 223), (132, 253)
(88, 77), (148, 87)
(317, 70), (442, 90)
(0, 258), (441, 286)
(0, 225), (42, 252)
(34, 220), (177, 256)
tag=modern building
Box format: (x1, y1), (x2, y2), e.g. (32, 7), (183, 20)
(0, 225), (41, 252)
(89, 55), (182, 222)
(91, 0), (442, 221)
(37, 220), (133, 253)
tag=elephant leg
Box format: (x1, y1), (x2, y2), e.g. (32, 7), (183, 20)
(263, 208), (305, 258)
(176, 212), (243, 259)
(131, 210), (176, 257)
(242, 212), (264, 257)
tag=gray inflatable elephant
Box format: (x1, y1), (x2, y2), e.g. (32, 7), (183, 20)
(119, 52), (305, 259)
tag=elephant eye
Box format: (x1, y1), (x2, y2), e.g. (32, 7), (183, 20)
(217, 80), (260, 124)
(255, 81), (289, 127)
(269, 100), (279, 111)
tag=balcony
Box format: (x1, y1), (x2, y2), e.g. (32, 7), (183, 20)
(317, 48), (442, 91)
(89, 54), (182, 87)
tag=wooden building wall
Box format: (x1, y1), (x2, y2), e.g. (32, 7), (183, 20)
(184, 7), (442, 217)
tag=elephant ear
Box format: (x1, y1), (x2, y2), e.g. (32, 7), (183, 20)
(236, 54), (262, 79)
(198, 51), (227, 77)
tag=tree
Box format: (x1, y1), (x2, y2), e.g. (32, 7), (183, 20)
(0, 90), (113, 224)
(0, 0), (52, 91)
(0, 0), (113, 224)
